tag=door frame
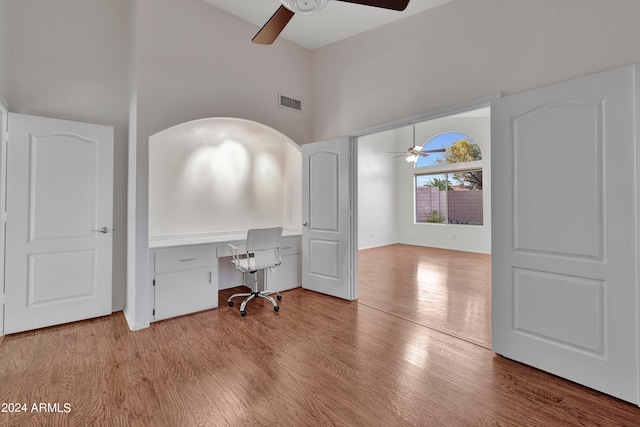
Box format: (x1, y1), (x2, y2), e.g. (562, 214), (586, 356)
(0, 101), (7, 337)
(635, 65), (640, 402)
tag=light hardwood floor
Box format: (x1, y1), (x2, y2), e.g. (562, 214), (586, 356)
(1, 254), (640, 425)
(358, 244), (491, 348)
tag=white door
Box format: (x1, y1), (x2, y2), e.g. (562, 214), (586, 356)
(492, 65), (638, 403)
(4, 113), (114, 334)
(0, 103), (7, 337)
(302, 138), (355, 300)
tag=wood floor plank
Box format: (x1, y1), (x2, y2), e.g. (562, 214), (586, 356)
(359, 243), (492, 348)
(1, 267), (640, 425)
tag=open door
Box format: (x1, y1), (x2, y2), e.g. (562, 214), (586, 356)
(492, 64), (639, 403)
(4, 113), (114, 334)
(302, 138), (355, 300)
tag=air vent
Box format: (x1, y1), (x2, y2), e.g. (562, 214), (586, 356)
(279, 93), (302, 112)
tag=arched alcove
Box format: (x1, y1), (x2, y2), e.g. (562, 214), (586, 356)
(149, 118), (302, 238)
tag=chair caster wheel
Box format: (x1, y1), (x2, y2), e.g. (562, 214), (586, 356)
(228, 301), (234, 307)
(277, 295), (282, 301)
(240, 310), (247, 317)
(274, 306), (280, 312)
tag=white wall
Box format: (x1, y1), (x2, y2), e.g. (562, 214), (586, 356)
(4, 0), (131, 311)
(358, 129), (398, 249)
(149, 118), (302, 237)
(310, 0), (640, 142)
(127, 0), (313, 329)
(397, 116), (491, 253)
(0, 0), (8, 105)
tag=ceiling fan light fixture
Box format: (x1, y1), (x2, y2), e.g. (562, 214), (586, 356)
(405, 124), (421, 162)
(281, 0), (330, 15)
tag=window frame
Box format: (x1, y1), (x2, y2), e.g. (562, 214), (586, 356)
(414, 160), (482, 178)
(413, 143), (483, 225)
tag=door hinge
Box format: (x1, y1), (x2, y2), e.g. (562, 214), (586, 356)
(152, 308), (155, 316)
(153, 279), (155, 287)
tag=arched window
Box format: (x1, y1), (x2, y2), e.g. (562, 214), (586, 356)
(414, 132), (483, 225)
(415, 132), (478, 167)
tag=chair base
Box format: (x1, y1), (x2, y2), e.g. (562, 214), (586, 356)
(227, 289), (282, 316)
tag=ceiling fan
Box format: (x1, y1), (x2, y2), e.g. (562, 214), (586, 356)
(252, 0), (411, 45)
(387, 125), (446, 162)
(389, 146), (446, 162)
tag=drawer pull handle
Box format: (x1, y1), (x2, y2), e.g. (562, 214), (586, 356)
(180, 258), (196, 262)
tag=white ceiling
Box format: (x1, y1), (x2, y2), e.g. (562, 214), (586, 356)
(202, 0), (452, 50)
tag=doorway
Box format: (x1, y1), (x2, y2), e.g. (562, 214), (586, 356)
(355, 103), (492, 348)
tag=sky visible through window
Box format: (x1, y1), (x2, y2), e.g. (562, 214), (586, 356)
(415, 132), (473, 186)
(415, 132), (472, 167)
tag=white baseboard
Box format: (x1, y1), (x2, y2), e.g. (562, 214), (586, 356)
(123, 307), (150, 331)
(358, 241), (399, 250)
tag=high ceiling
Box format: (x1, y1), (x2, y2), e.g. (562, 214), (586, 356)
(202, 0), (452, 50)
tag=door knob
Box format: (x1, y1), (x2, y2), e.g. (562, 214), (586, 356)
(92, 226), (113, 234)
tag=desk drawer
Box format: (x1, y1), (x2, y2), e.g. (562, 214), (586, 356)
(281, 236), (301, 255)
(155, 246), (217, 274)
(217, 238), (300, 257)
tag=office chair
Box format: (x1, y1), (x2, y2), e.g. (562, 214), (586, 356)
(226, 227), (283, 316)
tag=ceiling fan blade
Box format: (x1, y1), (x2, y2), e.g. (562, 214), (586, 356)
(252, 6), (296, 45)
(418, 149), (446, 157)
(336, 0), (410, 11)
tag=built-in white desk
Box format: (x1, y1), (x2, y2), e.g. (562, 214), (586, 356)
(148, 229), (302, 322)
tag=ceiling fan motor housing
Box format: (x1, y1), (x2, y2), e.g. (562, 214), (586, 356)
(281, 0), (330, 15)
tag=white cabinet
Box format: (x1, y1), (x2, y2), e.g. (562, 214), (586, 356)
(266, 236), (302, 292)
(266, 253), (302, 292)
(151, 245), (217, 321)
(149, 233), (301, 322)
(155, 267), (217, 321)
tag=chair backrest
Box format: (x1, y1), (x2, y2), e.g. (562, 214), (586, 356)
(246, 227), (283, 271)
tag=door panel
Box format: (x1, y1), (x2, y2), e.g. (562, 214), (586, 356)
(28, 250), (97, 305)
(28, 133), (97, 240)
(492, 65), (638, 403)
(5, 113), (113, 334)
(302, 138), (354, 300)
(513, 101), (603, 259)
(309, 151), (340, 231)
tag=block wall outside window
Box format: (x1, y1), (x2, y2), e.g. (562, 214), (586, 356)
(415, 172), (483, 225)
